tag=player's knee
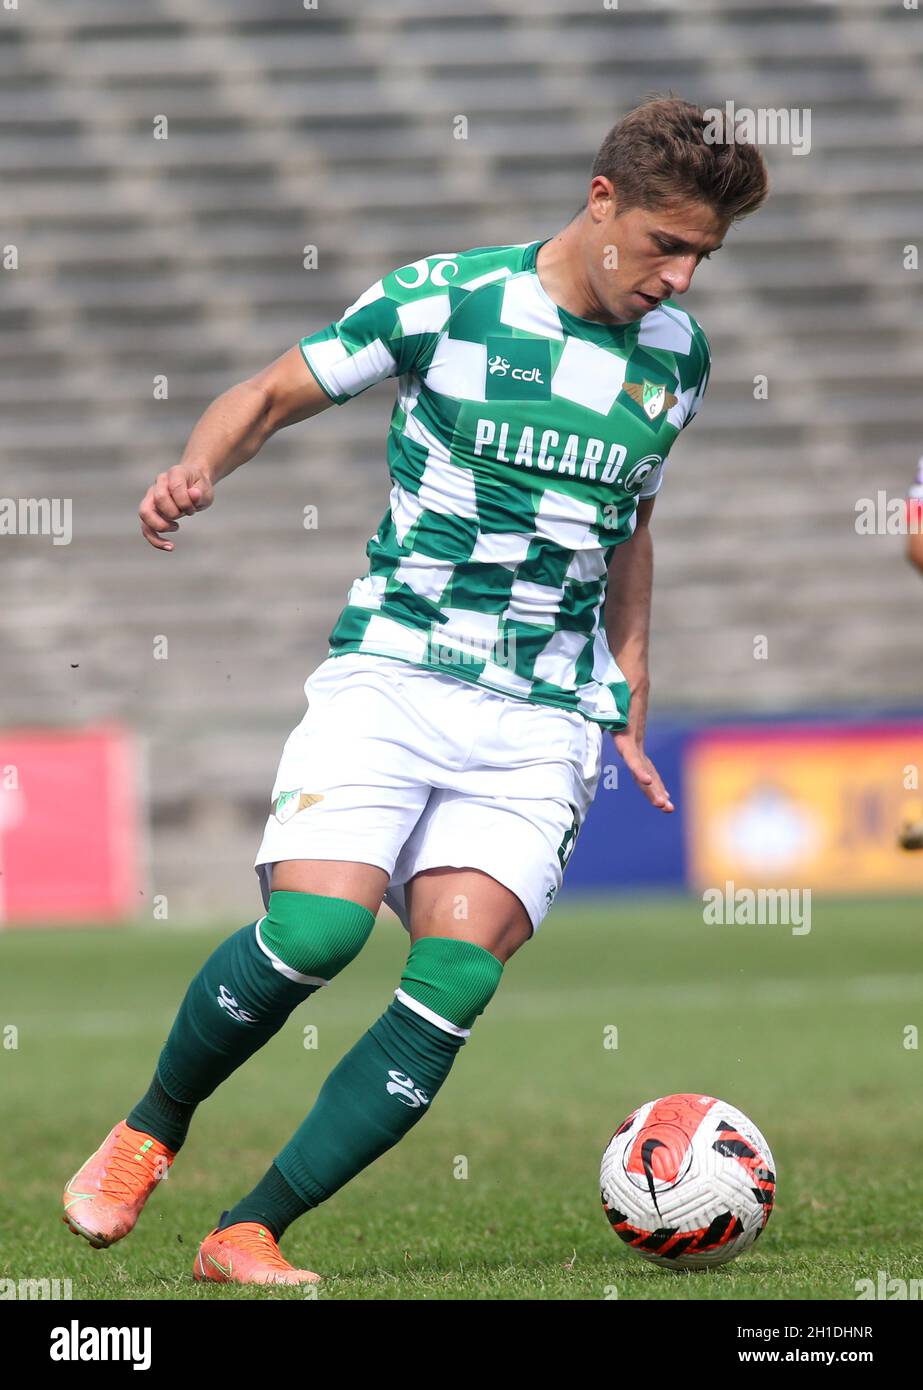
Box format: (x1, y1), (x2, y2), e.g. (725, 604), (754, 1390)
(398, 936), (504, 1033)
(258, 890), (375, 983)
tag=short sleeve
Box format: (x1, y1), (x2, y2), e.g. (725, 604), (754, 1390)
(299, 254), (458, 405)
(637, 326), (711, 499)
(637, 460), (666, 499)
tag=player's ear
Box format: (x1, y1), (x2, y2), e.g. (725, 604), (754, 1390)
(607, 185), (631, 221)
(588, 175), (617, 220)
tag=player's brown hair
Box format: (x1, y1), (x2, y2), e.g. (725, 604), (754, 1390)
(591, 95), (769, 223)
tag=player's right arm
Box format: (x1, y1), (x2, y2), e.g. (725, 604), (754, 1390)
(141, 252), (459, 549)
(138, 345), (334, 551)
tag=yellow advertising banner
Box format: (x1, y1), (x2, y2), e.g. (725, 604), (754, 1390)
(685, 725), (923, 894)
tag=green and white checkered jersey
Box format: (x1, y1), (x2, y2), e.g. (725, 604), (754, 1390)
(299, 239), (710, 728)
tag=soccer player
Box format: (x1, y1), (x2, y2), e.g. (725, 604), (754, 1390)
(63, 97), (768, 1284)
(899, 456), (923, 849)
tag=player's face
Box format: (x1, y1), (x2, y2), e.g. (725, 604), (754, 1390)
(586, 189), (729, 323)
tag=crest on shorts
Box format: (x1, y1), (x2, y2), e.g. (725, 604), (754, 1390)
(273, 790), (325, 824)
(623, 380), (676, 421)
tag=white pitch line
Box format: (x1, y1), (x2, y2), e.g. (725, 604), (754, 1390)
(492, 973), (923, 1017)
(10, 974), (923, 1038)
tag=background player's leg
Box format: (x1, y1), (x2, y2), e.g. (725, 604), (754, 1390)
(212, 868), (526, 1247)
(127, 861), (388, 1152)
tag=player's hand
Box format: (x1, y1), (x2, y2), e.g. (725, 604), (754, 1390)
(611, 732), (675, 813)
(139, 464), (215, 550)
(898, 799), (923, 850)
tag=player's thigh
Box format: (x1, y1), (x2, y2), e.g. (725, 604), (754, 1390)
(271, 859), (390, 915)
(405, 866), (532, 963)
(255, 654), (434, 910)
(391, 774), (593, 950)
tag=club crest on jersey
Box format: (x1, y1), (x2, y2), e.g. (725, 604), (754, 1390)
(273, 790), (325, 824)
(623, 380), (676, 421)
(485, 336), (551, 401)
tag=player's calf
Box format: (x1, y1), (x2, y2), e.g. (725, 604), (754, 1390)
(126, 891), (376, 1153)
(59, 887), (377, 1251)
(202, 935), (505, 1279)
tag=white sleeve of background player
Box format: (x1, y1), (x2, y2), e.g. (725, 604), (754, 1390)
(639, 333), (711, 499)
(638, 458), (667, 499)
(910, 455), (923, 500)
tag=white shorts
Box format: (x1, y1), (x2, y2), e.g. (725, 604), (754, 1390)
(254, 652), (603, 933)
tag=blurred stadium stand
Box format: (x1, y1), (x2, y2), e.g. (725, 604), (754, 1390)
(1, 0), (921, 917)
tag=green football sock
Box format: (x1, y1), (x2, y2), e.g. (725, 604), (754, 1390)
(222, 937), (504, 1236)
(217, 1164), (305, 1241)
(127, 893), (374, 1152)
(267, 997), (463, 1218)
(126, 1074), (195, 1155)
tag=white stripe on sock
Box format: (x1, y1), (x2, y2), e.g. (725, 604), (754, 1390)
(394, 987), (471, 1038)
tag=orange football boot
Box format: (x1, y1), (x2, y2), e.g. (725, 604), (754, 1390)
(63, 1120), (175, 1248)
(194, 1221), (320, 1286)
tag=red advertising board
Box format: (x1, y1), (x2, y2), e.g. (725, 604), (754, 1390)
(0, 726), (142, 925)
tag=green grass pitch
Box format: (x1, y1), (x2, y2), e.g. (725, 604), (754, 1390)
(2, 896), (921, 1301)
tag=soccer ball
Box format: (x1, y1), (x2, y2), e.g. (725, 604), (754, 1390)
(600, 1092), (775, 1269)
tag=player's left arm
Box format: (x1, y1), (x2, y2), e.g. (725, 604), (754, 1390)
(605, 497), (674, 813)
(603, 323), (709, 811)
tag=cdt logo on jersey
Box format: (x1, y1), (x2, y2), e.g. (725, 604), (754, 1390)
(485, 336), (551, 401)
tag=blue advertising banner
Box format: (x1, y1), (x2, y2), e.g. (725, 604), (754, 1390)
(562, 720), (690, 895)
(561, 712), (923, 897)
